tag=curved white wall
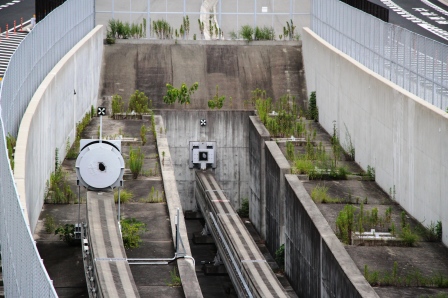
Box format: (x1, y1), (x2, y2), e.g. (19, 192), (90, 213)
(14, 26), (103, 232)
(303, 27), (448, 246)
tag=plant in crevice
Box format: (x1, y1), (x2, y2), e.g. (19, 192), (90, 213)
(308, 91), (318, 122)
(208, 85), (227, 109)
(140, 124), (147, 145)
(275, 244), (285, 270)
(129, 146), (144, 179)
(55, 224), (78, 245)
(163, 82), (199, 106)
(167, 267), (182, 287)
(6, 133), (16, 170)
(45, 149), (74, 204)
(237, 198), (249, 218)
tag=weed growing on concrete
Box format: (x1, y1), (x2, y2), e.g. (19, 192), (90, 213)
(121, 217), (147, 249)
(286, 141), (295, 161)
(114, 189), (133, 204)
(275, 244), (285, 270)
(237, 198), (249, 218)
(55, 224), (78, 246)
(418, 220), (443, 242)
(65, 138), (78, 159)
(364, 262), (448, 287)
(144, 187), (164, 203)
(208, 85), (226, 109)
(400, 224), (418, 246)
(44, 214), (57, 234)
(311, 185), (340, 203)
(111, 94), (124, 116)
(45, 149), (74, 204)
(140, 124), (147, 145)
(163, 82), (199, 106)
(129, 146), (144, 179)
(343, 123), (355, 161)
(167, 268), (182, 287)
(129, 90), (150, 114)
(6, 133), (16, 170)
(240, 25), (254, 41)
(307, 91), (318, 122)
(336, 205), (355, 244)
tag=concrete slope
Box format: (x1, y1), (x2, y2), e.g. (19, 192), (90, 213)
(100, 40), (307, 109)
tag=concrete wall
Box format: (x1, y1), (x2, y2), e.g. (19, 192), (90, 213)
(248, 116), (270, 239)
(159, 110), (253, 211)
(302, 27), (448, 246)
(284, 174), (378, 297)
(264, 141), (290, 255)
(100, 41), (307, 110)
(14, 26), (104, 231)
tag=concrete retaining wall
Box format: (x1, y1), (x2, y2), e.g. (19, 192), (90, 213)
(13, 26), (104, 232)
(302, 27), (448, 246)
(264, 141), (290, 255)
(159, 110), (253, 211)
(285, 174), (378, 297)
(248, 116), (270, 239)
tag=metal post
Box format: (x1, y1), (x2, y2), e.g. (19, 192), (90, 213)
(118, 187), (121, 221)
(254, 0), (257, 29)
(99, 115), (102, 143)
(78, 185), (81, 226)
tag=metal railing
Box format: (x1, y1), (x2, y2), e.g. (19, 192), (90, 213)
(312, 0), (448, 111)
(95, 0), (310, 40)
(0, 0), (95, 296)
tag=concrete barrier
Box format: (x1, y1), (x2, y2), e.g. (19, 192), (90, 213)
(13, 26), (103, 231)
(302, 27), (448, 246)
(264, 141), (290, 255)
(154, 115), (203, 298)
(284, 174), (378, 297)
(248, 116), (270, 239)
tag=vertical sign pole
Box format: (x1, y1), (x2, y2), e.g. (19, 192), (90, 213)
(118, 187), (121, 221)
(100, 115), (103, 143)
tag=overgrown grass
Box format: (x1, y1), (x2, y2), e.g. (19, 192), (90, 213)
(364, 262), (448, 287)
(167, 268), (182, 287)
(45, 149), (75, 203)
(129, 146), (144, 179)
(114, 189), (134, 204)
(311, 185), (340, 203)
(44, 214), (57, 234)
(121, 217), (147, 249)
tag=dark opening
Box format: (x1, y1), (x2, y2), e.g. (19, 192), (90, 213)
(98, 162), (106, 172)
(199, 152), (208, 161)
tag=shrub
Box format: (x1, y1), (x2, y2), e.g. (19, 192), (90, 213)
(112, 94), (124, 116)
(128, 90), (150, 114)
(275, 244), (285, 270)
(240, 25), (254, 41)
(400, 224), (418, 247)
(129, 146), (144, 179)
(308, 91), (318, 121)
(121, 217), (147, 249)
(294, 158), (314, 174)
(114, 189), (134, 204)
(55, 224), (78, 246)
(237, 198), (249, 218)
